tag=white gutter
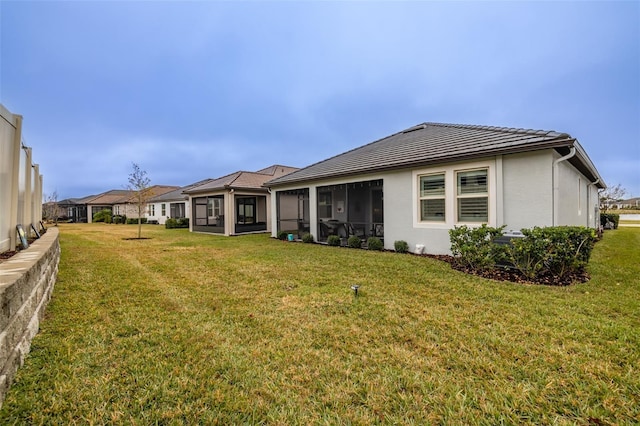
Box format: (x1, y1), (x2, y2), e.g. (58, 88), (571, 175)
(553, 147), (576, 226)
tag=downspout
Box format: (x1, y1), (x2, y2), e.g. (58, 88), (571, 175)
(589, 178), (601, 228)
(553, 147), (576, 226)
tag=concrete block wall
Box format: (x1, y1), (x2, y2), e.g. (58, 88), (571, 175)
(0, 227), (59, 407)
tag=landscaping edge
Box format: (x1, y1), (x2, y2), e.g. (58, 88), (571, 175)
(0, 227), (60, 408)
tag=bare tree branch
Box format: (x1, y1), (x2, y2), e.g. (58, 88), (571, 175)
(127, 163), (152, 239)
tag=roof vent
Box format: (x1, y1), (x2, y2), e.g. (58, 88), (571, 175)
(402, 124), (427, 134)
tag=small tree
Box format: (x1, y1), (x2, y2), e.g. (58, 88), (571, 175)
(43, 191), (63, 224)
(127, 163), (152, 239)
(599, 184), (627, 213)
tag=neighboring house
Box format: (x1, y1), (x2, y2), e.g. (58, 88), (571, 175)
(85, 190), (131, 223)
(112, 185), (179, 222)
(265, 122), (606, 255)
(184, 165), (298, 236)
(147, 179), (213, 225)
(605, 197), (640, 210)
(57, 194), (95, 222)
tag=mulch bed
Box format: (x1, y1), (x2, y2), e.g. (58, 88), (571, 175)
(0, 251), (18, 261)
(421, 253), (589, 286)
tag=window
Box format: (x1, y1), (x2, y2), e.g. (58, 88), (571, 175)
(414, 162), (494, 228)
(170, 202), (185, 218)
(318, 191), (332, 218)
(149, 204), (155, 216)
(419, 173), (445, 221)
(456, 169), (488, 222)
(208, 197), (223, 219)
(237, 197), (256, 224)
(161, 203), (166, 216)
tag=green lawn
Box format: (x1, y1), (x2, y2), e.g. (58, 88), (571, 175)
(1, 224), (638, 424)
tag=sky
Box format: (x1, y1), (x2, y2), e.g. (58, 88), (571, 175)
(1, 1), (638, 200)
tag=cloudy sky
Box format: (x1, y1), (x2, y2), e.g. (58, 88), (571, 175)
(1, 1), (638, 200)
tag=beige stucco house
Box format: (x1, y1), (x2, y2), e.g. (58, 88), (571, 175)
(184, 165), (298, 236)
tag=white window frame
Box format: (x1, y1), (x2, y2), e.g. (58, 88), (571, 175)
(418, 172), (446, 222)
(456, 168), (489, 223)
(413, 160), (496, 229)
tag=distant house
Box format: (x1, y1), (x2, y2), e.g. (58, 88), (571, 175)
(146, 179), (213, 225)
(605, 197), (640, 210)
(57, 194), (95, 222)
(184, 165), (298, 236)
(85, 190), (131, 223)
(266, 122), (606, 255)
(112, 185), (179, 222)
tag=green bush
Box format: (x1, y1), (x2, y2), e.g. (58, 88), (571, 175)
(166, 218), (189, 229)
(276, 230), (289, 241)
(347, 236), (362, 248)
(126, 217), (147, 225)
(449, 225), (507, 270)
(112, 215), (126, 224)
(600, 213), (619, 229)
(508, 226), (596, 280)
(302, 233), (314, 243)
(93, 209), (112, 223)
(449, 224), (597, 283)
(327, 235), (341, 246)
(394, 240), (409, 253)
(366, 237), (383, 251)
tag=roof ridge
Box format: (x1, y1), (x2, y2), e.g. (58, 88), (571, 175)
(425, 122), (566, 138)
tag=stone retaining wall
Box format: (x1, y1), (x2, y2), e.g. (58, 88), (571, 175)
(0, 227), (60, 407)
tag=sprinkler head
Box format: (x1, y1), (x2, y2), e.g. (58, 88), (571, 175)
(351, 285), (360, 297)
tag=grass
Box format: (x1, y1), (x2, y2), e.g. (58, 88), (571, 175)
(1, 224), (638, 424)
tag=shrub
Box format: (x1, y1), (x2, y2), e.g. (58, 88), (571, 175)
(112, 215), (126, 224)
(508, 226), (596, 281)
(93, 209), (112, 223)
(367, 237), (383, 251)
(347, 236), (362, 248)
(600, 213), (619, 229)
(165, 218), (188, 229)
(394, 240), (409, 253)
(276, 230), (289, 241)
(126, 217), (147, 225)
(327, 235), (341, 246)
(449, 225), (507, 270)
(302, 233), (314, 243)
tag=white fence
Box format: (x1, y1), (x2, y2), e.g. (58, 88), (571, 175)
(1, 104), (43, 253)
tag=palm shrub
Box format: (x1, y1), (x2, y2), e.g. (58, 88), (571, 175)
(347, 236), (362, 248)
(367, 237), (383, 251)
(93, 209), (112, 223)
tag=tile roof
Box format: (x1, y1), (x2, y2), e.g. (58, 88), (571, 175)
(184, 165), (298, 195)
(85, 190), (131, 205)
(266, 122), (604, 187)
(148, 179), (214, 202)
